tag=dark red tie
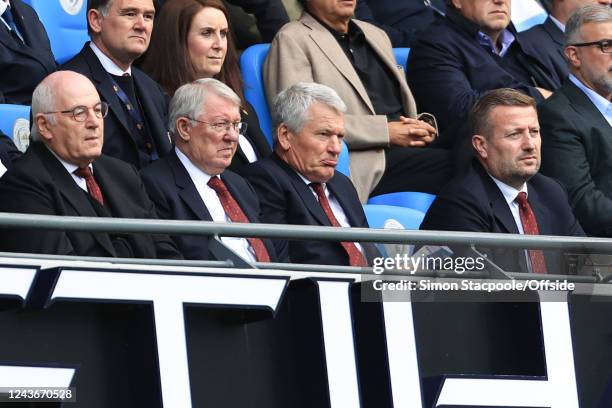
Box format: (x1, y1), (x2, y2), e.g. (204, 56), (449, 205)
(516, 192), (547, 274)
(74, 167), (105, 206)
(310, 183), (367, 267)
(207, 176), (271, 262)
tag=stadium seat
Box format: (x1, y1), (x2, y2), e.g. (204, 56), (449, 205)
(511, 0), (548, 32)
(368, 191), (436, 214)
(0, 104), (31, 152)
(240, 43), (274, 147)
(22, 0), (89, 64)
(336, 140), (350, 177)
(392, 48), (410, 71)
(363, 204), (425, 230)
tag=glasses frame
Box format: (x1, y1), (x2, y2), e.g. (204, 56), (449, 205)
(186, 117), (248, 135)
(44, 101), (109, 122)
(568, 39), (612, 54)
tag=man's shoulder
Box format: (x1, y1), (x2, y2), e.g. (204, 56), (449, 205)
(538, 83), (575, 116)
(529, 172), (566, 195)
(60, 44), (93, 73)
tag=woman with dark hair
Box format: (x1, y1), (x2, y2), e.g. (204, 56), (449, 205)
(141, 0), (271, 171)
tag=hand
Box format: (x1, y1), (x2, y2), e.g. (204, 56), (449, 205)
(388, 116), (437, 147)
(536, 87), (553, 99)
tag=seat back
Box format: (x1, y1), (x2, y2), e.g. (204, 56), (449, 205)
(240, 43), (273, 147)
(393, 48), (410, 71)
(336, 140), (350, 177)
(23, 0), (89, 64)
(363, 204), (425, 230)
(0, 104), (31, 152)
(368, 192), (436, 214)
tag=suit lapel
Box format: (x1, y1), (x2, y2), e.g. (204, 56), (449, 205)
(133, 69), (172, 155)
(272, 154), (331, 226)
(167, 152), (214, 221)
(81, 44), (135, 142)
(33, 144), (116, 255)
(563, 81), (611, 130)
(327, 175), (360, 226)
(542, 18), (566, 62)
(526, 182), (551, 235)
(302, 14), (375, 114)
(475, 162), (520, 234)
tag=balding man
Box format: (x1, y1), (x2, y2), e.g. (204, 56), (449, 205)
(0, 71), (182, 259)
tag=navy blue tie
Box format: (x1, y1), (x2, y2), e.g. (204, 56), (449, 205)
(2, 7), (23, 43)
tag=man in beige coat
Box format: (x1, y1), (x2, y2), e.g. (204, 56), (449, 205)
(264, 0), (451, 202)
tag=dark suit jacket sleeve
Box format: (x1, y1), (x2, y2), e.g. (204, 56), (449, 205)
(242, 163), (289, 260)
(0, 164), (78, 255)
(539, 104), (612, 236)
(420, 191), (491, 232)
(226, 0), (289, 42)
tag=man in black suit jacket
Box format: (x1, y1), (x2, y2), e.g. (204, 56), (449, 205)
(141, 78), (278, 262)
(0, 0), (56, 104)
(521, 0), (611, 88)
(0, 71), (182, 259)
(421, 89), (584, 273)
(60, 0), (171, 168)
(539, 5), (612, 236)
(407, 0), (555, 152)
(242, 82), (380, 267)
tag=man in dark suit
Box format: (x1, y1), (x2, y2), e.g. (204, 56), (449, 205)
(0, 0), (56, 104)
(0, 71), (182, 259)
(521, 0), (611, 88)
(407, 0), (556, 153)
(242, 82), (380, 267)
(421, 88), (584, 273)
(141, 78), (278, 263)
(539, 5), (612, 236)
(61, 0), (172, 168)
(354, 0), (445, 47)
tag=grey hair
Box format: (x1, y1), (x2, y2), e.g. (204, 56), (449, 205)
(565, 4), (612, 46)
(30, 80), (57, 142)
(271, 82), (347, 139)
(168, 78), (241, 137)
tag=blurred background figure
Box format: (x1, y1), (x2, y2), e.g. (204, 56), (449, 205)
(142, 0), (271, 172)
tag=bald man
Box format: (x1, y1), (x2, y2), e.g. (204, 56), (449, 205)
(0, 70), (182, 259)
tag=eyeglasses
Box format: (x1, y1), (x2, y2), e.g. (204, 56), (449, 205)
(187, 118), (248, 135)
(568, 39), (612, 54)
(44, 102), (109, 122)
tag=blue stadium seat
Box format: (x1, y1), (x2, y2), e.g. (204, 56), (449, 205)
(363, 204), (425, 230)
(336, 140), (350, 177)
(368, 191), (436, 214)
(392, 48), (410, 71)
(0, 104), (31, 152)
(240, 43), (273, 147)
(23, 0), (89, 64)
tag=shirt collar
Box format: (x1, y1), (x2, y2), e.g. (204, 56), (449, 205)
(549, 15), (565, 32)
(569, 74), (612, 125)
(0, 1), (9, 16)
(175, 146), (214, 185)
(89, 41), (132, 76)
(489, 174), (528, 207)
(477, 28), (515, 57)
(46, 145), (93, 175)
(308, 12), (363, 43)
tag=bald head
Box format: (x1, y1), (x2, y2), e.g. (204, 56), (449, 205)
(32, 71), (105, 167)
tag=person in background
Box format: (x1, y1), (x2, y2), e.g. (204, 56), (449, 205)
(0, 0), (56, 104)
(61, 0), (173, 168)
(141, 0), (271, 172)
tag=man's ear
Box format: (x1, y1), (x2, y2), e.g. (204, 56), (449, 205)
(564, 46), (581, 69)
(450, 0), (462, 11)
(36, 114), (53, 142)
(176, 117), (192, 142)
(87, 9), (104, 35)
(472, 134), (488, 160)
(276, 123), (292, 151)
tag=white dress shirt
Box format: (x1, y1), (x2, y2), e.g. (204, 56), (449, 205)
(47, 147), (93, 193)
(175, 148), (257, 262)
(90, 42), (132, 76)
(296, 171), (364, 255)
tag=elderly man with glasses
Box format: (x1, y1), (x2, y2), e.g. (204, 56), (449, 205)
(140, 78), (280, 263)
(0, 70), (183, 259)
(539, 4), (612, 237)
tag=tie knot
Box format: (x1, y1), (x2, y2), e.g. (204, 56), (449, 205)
(74, 166), (93, 180)
(516, 191), (528, 206)
(310, 182), (325, 198)
(207, 176), (227, 193)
